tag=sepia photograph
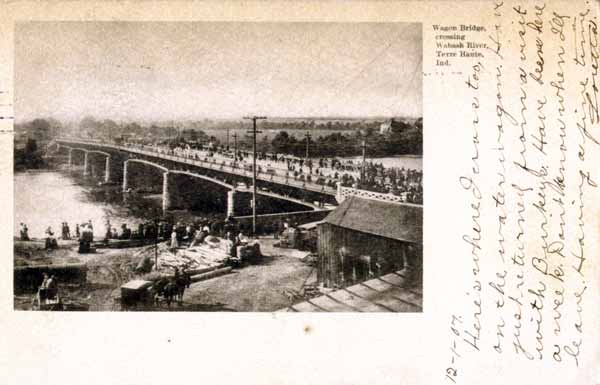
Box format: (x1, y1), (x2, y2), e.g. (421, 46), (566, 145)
(13, 21), (423, 312)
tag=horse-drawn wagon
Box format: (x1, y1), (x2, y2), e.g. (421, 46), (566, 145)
(118, 272), (191, 309)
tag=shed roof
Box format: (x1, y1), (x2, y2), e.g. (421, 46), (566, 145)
(322, 196), (422, 243)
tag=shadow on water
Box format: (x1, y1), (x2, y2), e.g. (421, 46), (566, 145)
(82, 178), (226, 224)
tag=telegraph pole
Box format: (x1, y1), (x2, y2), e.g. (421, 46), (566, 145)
(361, 138), (367, 186)
(226, 128), (230, 150)
(243, 116), (266, 236)
(232, 132), (238, 162)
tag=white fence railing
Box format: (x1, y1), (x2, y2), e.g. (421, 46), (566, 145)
(336, 185), (422, 206)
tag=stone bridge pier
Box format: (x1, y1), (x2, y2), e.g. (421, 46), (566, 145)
(53, 146), (319, 218)
(161, 171), (233, 215)
(123, 159), (247, 216)
(86, 151), (111, 182)
(64, 147), (111, 182)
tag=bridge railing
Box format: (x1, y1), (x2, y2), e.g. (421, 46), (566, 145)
(336, 184), (423, 206)
(56, 139), (337, 195)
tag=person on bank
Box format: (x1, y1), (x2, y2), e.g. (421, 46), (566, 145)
(45, 226), (58, 250)
(19, 223), (30, 241)
(37, 273), (58, 303)
(170, 229), (179, 250)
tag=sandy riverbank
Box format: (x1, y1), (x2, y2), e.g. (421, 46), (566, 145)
(14, 236), (317, 311)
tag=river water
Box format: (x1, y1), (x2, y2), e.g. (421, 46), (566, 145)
(14, 171), (146, 239)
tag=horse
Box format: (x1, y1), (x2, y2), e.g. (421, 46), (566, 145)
(152, 277), (177, 307)
(173, 271), (191, 303)
(152, 272), (191, 307)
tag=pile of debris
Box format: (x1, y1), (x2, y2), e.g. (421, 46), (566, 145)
(183, 235), (232, 266)
(133, 235), (262, 279)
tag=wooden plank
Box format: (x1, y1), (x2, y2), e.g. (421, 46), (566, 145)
(391, 271), (423, 295)
(379, 272), (410, 286)
(386, 287), (423, 309)
(190, 267), (232, 283)
(322, 293), (364, 312)
(361, 279), (423, 310)
(377, 275), (422, 297)
(309, 295), (354, 312)
(371, 291), (421, 312)
(343, 286), (395, 312)
(121, 280), (152, 290)
(291, 300), (326, 312)
(328, 289), (387, 312)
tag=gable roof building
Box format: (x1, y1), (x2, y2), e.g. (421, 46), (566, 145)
(316, 196), (423, 288)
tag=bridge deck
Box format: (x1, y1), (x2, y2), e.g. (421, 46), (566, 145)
(57, 139), (337, 196)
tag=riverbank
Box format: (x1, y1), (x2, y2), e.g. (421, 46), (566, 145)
(14, 239), (148, 311)
(13, 236), (317, 311)
(14, 168), (320, 311)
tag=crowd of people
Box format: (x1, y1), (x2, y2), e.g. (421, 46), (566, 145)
(338, 164), (423, 204)
(124, 141), (424, 204)
(67, 137), (424, 204)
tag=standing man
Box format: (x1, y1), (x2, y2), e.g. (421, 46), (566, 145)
(87, 220), (94, 241)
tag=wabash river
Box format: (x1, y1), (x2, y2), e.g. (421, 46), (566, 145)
(15, 155), (422, 239)
(15, 171), (150, 239)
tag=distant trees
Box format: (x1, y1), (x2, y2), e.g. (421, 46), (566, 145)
(271, 131), (295, 154)
(14, 115), (422, 158)
(14, 138), (44, 170)
(100, 119), (119, 139)
(270, 119), (423, 158)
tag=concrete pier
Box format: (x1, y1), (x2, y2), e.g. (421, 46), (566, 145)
(83, 151), (89, 177)
(105, 156), (111, 183)
(162, 171), (171, 213)
(226, 189), (236, 217)
(122, 160), (129, 192)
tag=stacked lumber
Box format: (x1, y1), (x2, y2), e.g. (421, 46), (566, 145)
(185, 237), (232, 264)
(155, 236), (232, 273)
(158, 251), (206, 271)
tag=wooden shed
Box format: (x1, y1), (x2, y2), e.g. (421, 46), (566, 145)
(317, 196), (422, 288)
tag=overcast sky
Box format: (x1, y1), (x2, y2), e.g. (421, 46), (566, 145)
(15, 22), (422, 123)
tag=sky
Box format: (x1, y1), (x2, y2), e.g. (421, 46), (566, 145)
(15, 22), (422, 123)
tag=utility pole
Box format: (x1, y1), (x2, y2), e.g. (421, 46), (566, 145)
(232, 133), (238, 161)
(243, 116), (266, 236)
(226, 128), (230, 150)
(304, 131), (311, 160)
(361, 138), (367, 186)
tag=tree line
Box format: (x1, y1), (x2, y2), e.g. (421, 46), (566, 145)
(14, 115), (423, 160)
